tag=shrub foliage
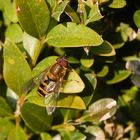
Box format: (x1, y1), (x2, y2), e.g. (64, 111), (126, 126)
(0, 0), (140, 139)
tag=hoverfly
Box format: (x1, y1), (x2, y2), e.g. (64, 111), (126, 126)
(32, 57), (69, 115)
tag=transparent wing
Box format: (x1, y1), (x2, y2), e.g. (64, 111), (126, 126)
(45, 92), (59, 115)
(22, 68), (49, 94)
(33, 67), (49, 85)
(45, 77), (64, 115)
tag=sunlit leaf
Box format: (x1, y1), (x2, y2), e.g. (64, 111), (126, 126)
(80, 53), (94, 68)
(52, 0), (69, 21)
(46, 0), (56, 11)
(85, 2), (103, 25)
(20, 102), (52, 132)
(86, 98), (117, 123)
(26, 90), (86, 110)
(97, 65), (109, 77)
(107, 69), (131, 84)
(40, 132), (52, 140)
(3, 39), (32, 95)
(23, 32), (41, 65)
(4, 1), (18, 22)
(133, 10), (140, 28)
(61, 69), (85, 93)
(46, 22), (103, 47)
(108, 0), (126, 8)
(7, 127), (27, 140)
(117, 23), (135, 41)
(5, 23), (23, 43)
(57, 94), (86, 109)
(59, 129), (86, 140)
(15, 0), (50, 38)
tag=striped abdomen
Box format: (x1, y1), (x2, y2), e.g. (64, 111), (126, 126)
(37, 77), (56, 97)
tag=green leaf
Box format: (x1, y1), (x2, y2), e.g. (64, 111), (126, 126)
(122, 86), (138, 102)
(65, 5), (81, 23)
(20, 102), (52, 132)
(3, 39), (32, 95)
(52, 0), (69, 21)
(4, 1), (18, 23)
(23, 32), (41, 65)
(106, 69), (131, 84)
(0, 0), (5, 10)
(25, 88), (45, 107)
(40, 133), (52, 140)
(5, 23), (23, 43)
(46, 0), (56, 11)
(86, 98), (117, 123)
(133, 10), (140, 28)
(99, 0), (109, 4)
(46, 22), (103, 47)
(7, 127), (27, 140)
(91, 41), (116, 56)
(3, 11), (11, 25)
(26, 90), (86, 110)
(0, 118), (14, 140)
(117, 23), (134, 41)
(84, 126), (105, 140)
(97, 65), (109, 77)
(67, 56), (80, 64)
(60, 69), (85, 93)
(57, 94), (86, 109)
(0, 96), (13, 117)
(59, 129), (86, 140)
(80, 53), (94, 68)
(15, 0), (50, 38)
(81, 73), (97, 106)
(85, 2), (103, 25)
(108, 0), (126, 9)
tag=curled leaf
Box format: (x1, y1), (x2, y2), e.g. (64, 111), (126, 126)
(86, 98), (117, 123)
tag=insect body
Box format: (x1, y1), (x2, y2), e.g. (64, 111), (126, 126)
(36, 57), (69, 115)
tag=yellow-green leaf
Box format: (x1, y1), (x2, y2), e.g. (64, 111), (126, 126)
(3, 39), (32, 95)
(15, 0), (50, 38)
(7, 127), (27, 140)
(46, 22), (103, 47)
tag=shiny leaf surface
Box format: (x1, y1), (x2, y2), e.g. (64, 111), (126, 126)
(46, 22), (103, 47)
(15, 0), (50, 38)
(86, 98), (117, 123)
(3, 39), (32, 95)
